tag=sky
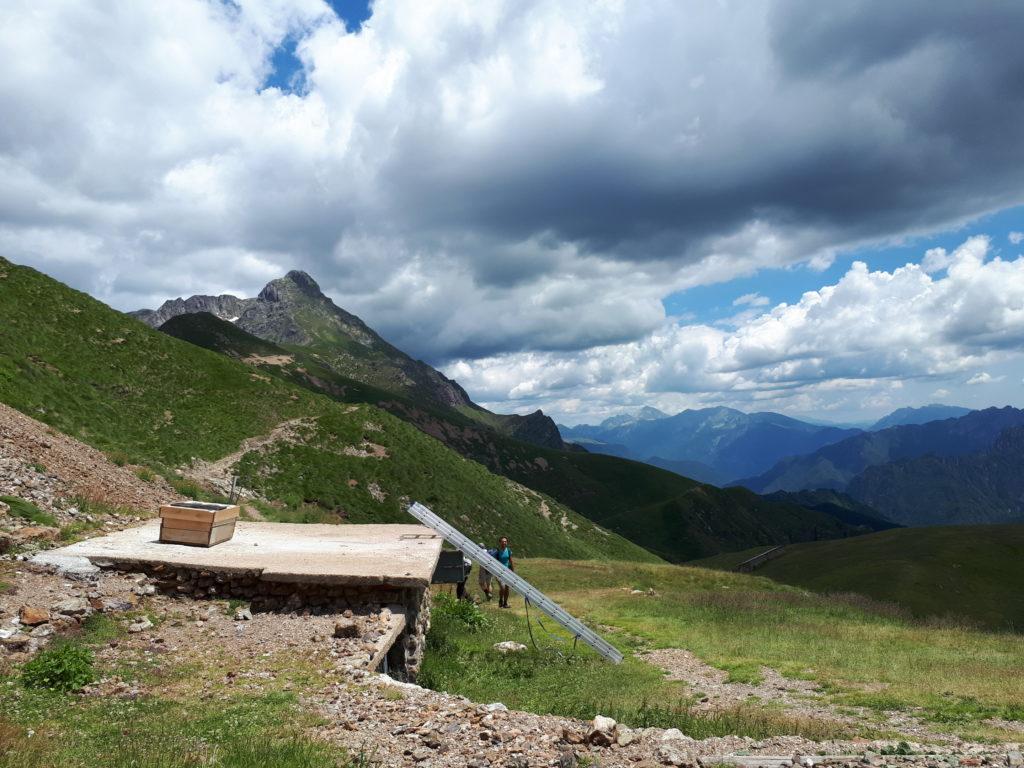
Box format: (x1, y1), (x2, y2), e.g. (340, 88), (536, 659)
(1, 0), (1023, 425)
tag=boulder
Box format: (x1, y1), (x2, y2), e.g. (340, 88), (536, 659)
(12, 525), (60, 542)
(588, 714), (617, 746)
(617, 727), (638, 747)
(53, 597), (93, 617)
(333, 618), (359, 638)
(0, 632), (30, 652)
(128, 618), (153, 633)
(493, 641), (527, 654)
(100, 597), (137, 613)
(655, 740), (696, 767)
(660, 728), (691, 742)
(29, 624), (55, 639)
(19, 605), (50, 626)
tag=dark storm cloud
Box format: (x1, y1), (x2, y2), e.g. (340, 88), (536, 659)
(1, 0), (1023, 367)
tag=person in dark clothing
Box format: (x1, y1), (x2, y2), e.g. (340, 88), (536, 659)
(455, 553), (473, 600)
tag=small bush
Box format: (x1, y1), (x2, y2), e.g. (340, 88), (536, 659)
(432, 592), (490, 632)
(881, 742), (914, 756)
(106, 450), (131, 467)
(0, 495), (57, 527)
(22, 643), (96, 692)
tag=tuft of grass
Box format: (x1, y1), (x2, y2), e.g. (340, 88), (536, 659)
(134, 466), (156, 482)
(0, 495), (57, 527)
(58, 519), (104, 542)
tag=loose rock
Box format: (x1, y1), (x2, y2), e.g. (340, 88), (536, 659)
(19, 605), (49, 626)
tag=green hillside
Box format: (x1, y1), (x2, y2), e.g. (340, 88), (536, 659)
(691, 524), (1024, 631)
(0, 257), (653, 562)
(159, 312), (871, 562)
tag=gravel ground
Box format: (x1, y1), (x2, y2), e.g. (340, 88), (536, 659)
(1, 564), (1021, 768)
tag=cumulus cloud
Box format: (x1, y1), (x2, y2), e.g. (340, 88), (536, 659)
(1011, 232), (1024, 245)
(966, 372), (1004, 385)
(449, 236), (1024, 419)
(1, 0), (1024, 364)
(733, 293), (770, 308)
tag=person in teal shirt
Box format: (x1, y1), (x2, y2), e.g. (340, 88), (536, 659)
(495, 536), (514, 608)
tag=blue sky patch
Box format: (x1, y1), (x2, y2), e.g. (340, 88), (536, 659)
(663, 205), (1024, 326)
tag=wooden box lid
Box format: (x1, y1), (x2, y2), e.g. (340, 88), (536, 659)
(159, 501), (240, 524)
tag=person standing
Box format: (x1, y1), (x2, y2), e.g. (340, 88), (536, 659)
(495, 536), (514, 608)
(456, 552), (473, 600)
(477, 542), (495, 601)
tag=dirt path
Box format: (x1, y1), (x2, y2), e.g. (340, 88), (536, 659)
(179, 417), (317, 498)
(639, 648), (959, 743)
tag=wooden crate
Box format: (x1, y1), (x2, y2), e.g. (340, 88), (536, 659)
(159, 502), (239, 547)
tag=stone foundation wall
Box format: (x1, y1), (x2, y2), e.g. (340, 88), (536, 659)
(97, 561), (431, 679)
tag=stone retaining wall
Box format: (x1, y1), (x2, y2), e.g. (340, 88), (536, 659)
(95, 561), (431, 679)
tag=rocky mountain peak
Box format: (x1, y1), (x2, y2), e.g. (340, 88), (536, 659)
(258, 270), (325, 303)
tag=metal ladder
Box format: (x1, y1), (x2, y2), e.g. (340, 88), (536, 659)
(407, 501), (623, 664)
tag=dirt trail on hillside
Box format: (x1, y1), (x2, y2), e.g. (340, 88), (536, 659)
(640, 648), (958, 743)
(179, 417), (317, 498)
(0, 402), (173, 519)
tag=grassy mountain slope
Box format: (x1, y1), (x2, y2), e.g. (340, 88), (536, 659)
(159, 312), (871, 562)
(137, 272), (566, 449)
(763, 489), (899, 532)
(692, 524), (1024, 631)
(0, 257), (653, 562)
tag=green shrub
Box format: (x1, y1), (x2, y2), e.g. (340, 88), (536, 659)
(432, 592), (490, 632)
(0, 495), (57, 527)
(22, 643), (96, 691)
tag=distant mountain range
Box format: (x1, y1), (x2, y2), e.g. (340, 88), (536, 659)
(559, 406), (861, 484)
(868, 403), (972, 431)
(732, 406), (1024, 527)
(848, 425), (1024, 526)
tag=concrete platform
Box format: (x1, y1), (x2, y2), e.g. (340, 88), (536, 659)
(33, 521), (443, 587)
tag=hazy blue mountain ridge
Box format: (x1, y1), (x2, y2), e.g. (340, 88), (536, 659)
(559, 406), (861, 483)
(870, 403), (972, 431)
(739, 406), (1024, 496)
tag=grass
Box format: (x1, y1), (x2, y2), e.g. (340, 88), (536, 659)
(234, 407), (656, 561)
(691, 524), (1024, 632)
(0, 603), (365, 768)
(0, 687), (363, 768)
(0, 495), (57, 527)
(419, 589), (847, 741)
(0, 256), (652, 562)
(421, 559), (1024, 741)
